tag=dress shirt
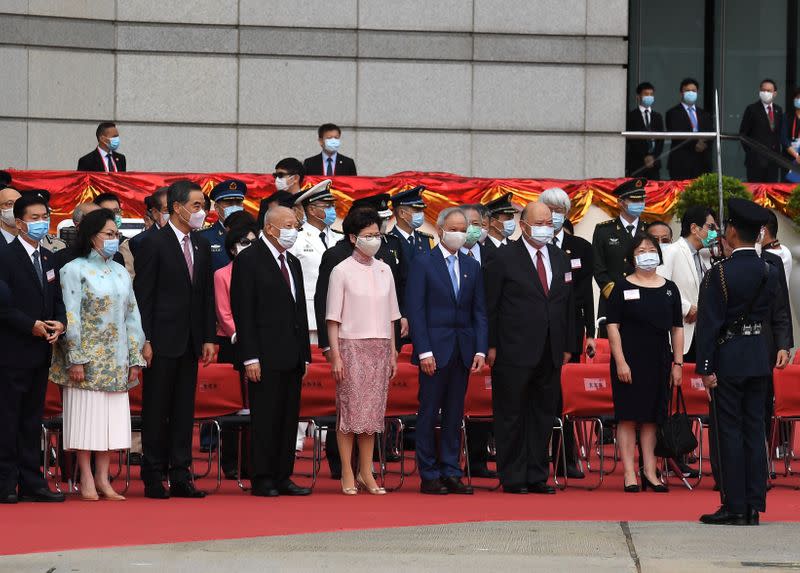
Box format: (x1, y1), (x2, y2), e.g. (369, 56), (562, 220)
(98, 146), (117, 172)
(732, 247), (757, 254)
(395, 225), (413, 243)
(763, 102), (774, 118)
(460, 242), (482, 264)
(522, 238), (552, 288)
(488, 235), (506, 248)
(168, 221), (193, 265)
(323, 151), (338, 176)
(681, 102), (698, 131)
(260, 233), (296, 301)
(0, 228), (15, 244)
(687, 239), (706, 281)
(19, 236), (41, 266)
(618, 216), (640, 236)
(639, 104), (653, 127)
(552, 229), (565, 249)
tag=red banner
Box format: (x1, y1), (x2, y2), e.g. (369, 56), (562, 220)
(5, 169), (797, 230)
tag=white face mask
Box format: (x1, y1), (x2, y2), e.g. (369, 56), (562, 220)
(635, 251), (660, 271)
(479, 227), (489, 243)
(759, 90), (774, 105)
(160, 212), (170, 227)
(181, 206), (206, 230)
(356, 236), (382, 257)
(441, 230), (467, 252)
(274, 176), (290, 192)
(0, 208), (14, 226)
(273, 227), (298, 250)
(525, 223), (554, 246)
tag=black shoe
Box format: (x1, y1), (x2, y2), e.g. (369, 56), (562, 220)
(502, 484), (528, 494)
(442, 476), (473, 495)
(0, 492), (18, 504)
(420, 478), (448, 495)
(18, 487), (65, 502)
(469, 465), (498, 479)
(144, 482), (170, 499)
(129, 452), (143, 466)
(700, 506), (747, 525)
(251, 485), (279, 497)
(277, 480), (311, 496)
(624, 483), (641, 493)
(640, 471), (668, 493)
(527, 482), (556, 494)
(746, 507), (760, 526)
(222, 468), (239, 480)
(556, 464), (585, 480)
(384, 451), (402, 463)
(676, 461), (700, 479)
(170, 481), (206, 498)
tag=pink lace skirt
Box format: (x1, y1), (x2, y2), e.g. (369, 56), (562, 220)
(336, 338), (393, 434)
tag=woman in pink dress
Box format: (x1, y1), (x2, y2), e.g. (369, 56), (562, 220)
(327, 209), (400, 495)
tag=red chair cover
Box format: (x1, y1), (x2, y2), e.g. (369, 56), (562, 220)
(773, 365), (800, 418)
(561, 363), (614, 417)
(43, 382), (62, 418)
(194, 363), (244, 419)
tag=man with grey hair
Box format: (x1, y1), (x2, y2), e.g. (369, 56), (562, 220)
(538, 188), (594, 479)
(406, 206), (488, 495)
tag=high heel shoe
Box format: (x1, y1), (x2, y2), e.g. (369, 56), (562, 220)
(623, 481), (640, 493)
(356, 474), (386, 495)
(640, 470), (668, 493)
(340, 479), (358, 496)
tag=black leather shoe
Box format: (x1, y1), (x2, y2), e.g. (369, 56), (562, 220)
(469, 465), (498, 479)
(251, 485), (279, 497)
(502, 484), (528, 494)
(746, 507), (760, 526)
(0, 492), (18, 504)
(420, 479), (448, 494)
(277, 480), (311, 496)
(676, 460), (700, 479)
(700, 506), (748, 525)
(144, 482), (170, 499)
(527, 482), (556, 494)
(18, 487), (65, 502)
(556, 464), (585, 480)
(442, 476), (473, 495)
(170, 481), (206, 498)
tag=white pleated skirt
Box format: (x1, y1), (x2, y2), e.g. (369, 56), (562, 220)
(62, 387), (132, 451)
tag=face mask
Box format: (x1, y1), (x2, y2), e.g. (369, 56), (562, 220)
(100, 238), (119, 258)
(701, 229), (718, 249)
(274, 227), (298, 250)
(794, 98), (800, 109)
(641, 95), (655, 108)
(682, 90), (698, 105)
(23, 219), (50, 242)
(160, 213), (170, 227)
(526, 224), (554, 246)
(759, 91), (774, 105)
(108, 136), (120, 151)
(0, 208), (14, 226)
(635, 252), (660, 271)
(551, 212), (565, 232)
(626, 201), (645, 217)
(114, 214), (123, 228)
(324, 138), (341, 153)
(322, 206), (337, 227)
(181, 206), (206, 230)
(479, 227), (489, 243)
(223, 205), (243, 222)
(441, 230), (467, 252)
(298, 212), (307, 227)
(465, 224), (483, 247)
(355, 236), (382, 257)
(501, 219), (516, 238)
(408, 211), (424, 230)
(274, 176), (290, 192)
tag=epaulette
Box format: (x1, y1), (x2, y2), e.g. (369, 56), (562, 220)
(417, 230), (434, 238)
(597, 219), (616, 227)
(601, 282), (615, 299)
(330, 228), (343, 235)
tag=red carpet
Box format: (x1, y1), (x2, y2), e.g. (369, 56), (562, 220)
(3, 448), (800, 556)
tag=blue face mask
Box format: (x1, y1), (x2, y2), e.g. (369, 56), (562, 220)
(323, 206), (337, 227)
(626, 201), (645, 217)
(682, 90), (698, 105)
(24, 220), (50, 242)
(501, 219), (516, 238)
(223, 205), (243, 221)
(641, 95), (655, 107)
(409, 211), (424, 229)
(101, 238), (119, 258)
(108, 136), (120, 151)
(552, 212), (565, 232)
(794, 98), (800, 110)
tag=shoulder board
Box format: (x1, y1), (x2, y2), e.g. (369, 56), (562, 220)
(601, 282), (615, 299)
(330, 229), (343, 235)
(417, 231), (433, 239)
(597, 219), (615, 227)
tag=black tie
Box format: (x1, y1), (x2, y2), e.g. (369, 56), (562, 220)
(552, 236), (559, 247)
(319, 231), (327, 249)
(32, 250), (43, 287)
(408, 234), (414, 247)
(626, 225), (635, 236)
(326, 157), (333, 176)
(644, 109), (650, 129)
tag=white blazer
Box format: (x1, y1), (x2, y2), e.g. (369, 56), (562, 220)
(290, 225), (342, 333)
(656, 237), (710, 354)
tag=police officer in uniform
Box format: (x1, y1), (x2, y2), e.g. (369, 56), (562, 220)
(483, 194), (518, 261)
(198, 179), (247, 272)
(697, 198), (782, 526)
(389, 186), (434, 263)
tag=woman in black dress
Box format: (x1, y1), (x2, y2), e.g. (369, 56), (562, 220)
(606, 233), (684, 493)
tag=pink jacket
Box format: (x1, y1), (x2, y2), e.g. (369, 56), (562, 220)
(214, 262), (235, 339)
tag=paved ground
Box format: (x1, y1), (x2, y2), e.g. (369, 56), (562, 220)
(3, 521), (800, 572)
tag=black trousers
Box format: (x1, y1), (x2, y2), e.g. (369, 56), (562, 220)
(710, 375), (769, 513)
(466, 422), (491, 470)
(746, 164), (780, 183)
(0, 365), (49, 494)
(492, 348), (558, 487)
(249, 366), (302, 488)
(141, 346), (199, 485)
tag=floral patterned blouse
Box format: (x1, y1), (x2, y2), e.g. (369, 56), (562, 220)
(51, 250), (146, 392)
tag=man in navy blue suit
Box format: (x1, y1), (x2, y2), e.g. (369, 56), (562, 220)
(406, 206), (488, 495)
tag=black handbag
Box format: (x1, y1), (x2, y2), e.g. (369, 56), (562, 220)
(655, 387), (698, 458)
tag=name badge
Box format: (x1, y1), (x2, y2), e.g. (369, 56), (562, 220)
(571, 258), (582, 269)
(623, 289), (640, 301)
(210, 244), (222, 252)
(564, 272), (573, 283)
(46, 269), (56, 283)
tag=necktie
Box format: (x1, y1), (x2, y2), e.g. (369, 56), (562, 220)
(552, 236), (559, 247)
(768, 105), (775, 130)
(536, 250), (549, 296)
(645, 109), (655, 153)
(32, 250), (43, 287)
(467, 250), (474, 258)
(107, 153), (117, 172)
(278, 253), (292, 293)
(626, 225), (635, 236)
(182, 235), (193, 281)
(644, 109), (651, 130)
(408, 234), (414, 247)
(688, 106), (698, 131)
(446, 255), (459, 297)
(319, 231), (328, 249)
(326, 157), (333, 176)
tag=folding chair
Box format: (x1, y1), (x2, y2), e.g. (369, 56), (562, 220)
(41, 381), (63, 493)
(771, 365), (800, 478)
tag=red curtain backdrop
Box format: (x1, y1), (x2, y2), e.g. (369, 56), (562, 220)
(5, 169), (798, 229)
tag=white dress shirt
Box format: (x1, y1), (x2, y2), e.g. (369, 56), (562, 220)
(19, 235), (41, 265)
(681, 102), (699, 131)
(460, 242), (482, 264)
(618, 216), (640, 236)
(639, 104), (652, 126)
(322, 151), (338, 176)
(0, 228), (15, 244)
(552, 229), (566, 249)
(395, 225), (414, 243)
(261, 233), (296, 301)
(98, 146), (117, 172)
(169, 220), (193, 265)
(522, 239), (552, 288)
(488, 235), (506, 248)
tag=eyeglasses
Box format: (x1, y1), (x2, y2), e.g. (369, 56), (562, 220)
(272, 172), (295, 179)
(237, 238), (253, 247)
(97, 231), (119, 239)
(704, 223), (719, 232)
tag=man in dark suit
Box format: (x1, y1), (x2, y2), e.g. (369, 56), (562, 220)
(77, 121), (126, 172)
(665, 78), (713, 180)
(0, 193), (66, 503)
(486, 201), (576, 494)
(198, 180), (247, 272)
(231, 206), (312, 497)
(303, 123), (357, 176)
(133, 180), (217, 499)
(483, 194), (518, 258)
(739, 79), (785, 182)
(540, 188), (593, 479)
(626, 81), (665, 179)
(406, 207), (488, 495)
